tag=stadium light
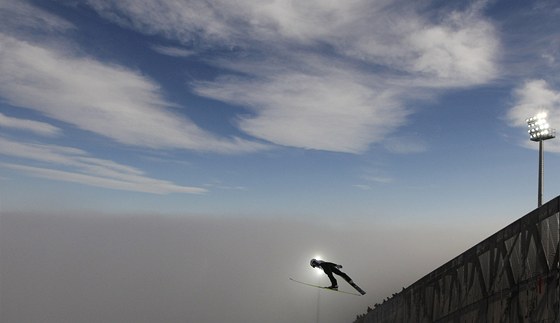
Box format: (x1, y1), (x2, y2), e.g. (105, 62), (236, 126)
(526, 112), (556, 207)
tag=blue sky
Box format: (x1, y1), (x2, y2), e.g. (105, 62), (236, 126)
(3, 1), (560, 322)
(1, 0), (560, 220)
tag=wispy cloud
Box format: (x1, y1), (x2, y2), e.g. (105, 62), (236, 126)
(151, 45), (195, 57)
(0, 35), (264, 154)
(384, 136), (428, 154)
(85, 0), (236, 45)
(195, 69), (407, 153)
(0, 1), (500, 155)
(86, 0), (498, 86)
(203, 180), (247, 191)
(508, 80), (560, 126)
(0, 112), (61, 137)
(359, 167), (394, 185)
(353, 184), (372, 191)
(507, 79), (560, 152)
(2, 163), (205, 194)
(496, 1), (560, 81)
(0, 137), (207, 194)
(0, 0), (74, 33)
(364, 175), (394, 184)
(83, 0), (500, 154)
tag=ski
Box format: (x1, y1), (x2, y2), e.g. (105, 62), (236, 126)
(289, 278), (363, 296)
(348, 281), (367, 295)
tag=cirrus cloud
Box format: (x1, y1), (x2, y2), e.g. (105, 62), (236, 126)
(0, 136), (206, 194)
(0, 35), (265, 154)
(0, 112), (61, 137)
(83, 0), (500, 153)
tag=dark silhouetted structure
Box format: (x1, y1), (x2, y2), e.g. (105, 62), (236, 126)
(355, 196), (560, 322)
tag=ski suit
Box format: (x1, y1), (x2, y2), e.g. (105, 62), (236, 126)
(315, 260), (353, 287)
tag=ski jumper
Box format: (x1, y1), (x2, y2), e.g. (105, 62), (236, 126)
(309, 259), (366, 295)
(316, 261), (352, 287)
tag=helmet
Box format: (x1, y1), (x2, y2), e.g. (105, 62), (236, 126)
(310, 258), (319, 267)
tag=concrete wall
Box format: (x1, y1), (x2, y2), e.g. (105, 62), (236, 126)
(355, 197), (560, 323)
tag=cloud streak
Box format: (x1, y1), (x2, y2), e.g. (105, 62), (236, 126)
(0, 137), (206, 194)
(0, 34), (264, 154)
(0, 112), (61, 137)
(83, 0), (500, 153)
(151, 45), (195, 57)
(0, 0), (74, 33)
(195, 70), (407, 153)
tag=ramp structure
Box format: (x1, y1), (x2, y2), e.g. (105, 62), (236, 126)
(355, 196), (560, 322)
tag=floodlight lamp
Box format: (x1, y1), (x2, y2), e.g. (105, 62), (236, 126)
(526, 113), (555, 141)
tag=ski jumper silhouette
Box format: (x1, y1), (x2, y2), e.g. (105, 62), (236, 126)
(310, 259), (366, 295)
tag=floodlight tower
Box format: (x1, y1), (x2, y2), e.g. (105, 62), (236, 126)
(526, 112), (556, 207)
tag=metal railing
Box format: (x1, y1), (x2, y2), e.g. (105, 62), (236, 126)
(355, 196), (560, 323)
